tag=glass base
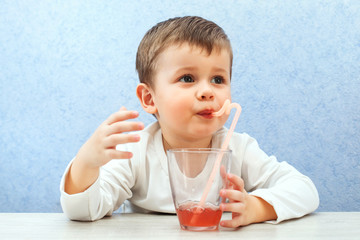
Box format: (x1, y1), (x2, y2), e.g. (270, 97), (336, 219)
(180, 224), (219, 231)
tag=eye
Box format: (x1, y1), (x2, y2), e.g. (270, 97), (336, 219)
(179, 75), (194, 83)
(211, 76), (224, 84)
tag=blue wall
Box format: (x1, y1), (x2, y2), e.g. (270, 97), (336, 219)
(0, 0), (359, 212)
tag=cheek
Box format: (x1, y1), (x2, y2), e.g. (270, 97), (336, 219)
(163, 91), (192, 115)
(157, 93), (188, 121)
(167, 102), (188, 120)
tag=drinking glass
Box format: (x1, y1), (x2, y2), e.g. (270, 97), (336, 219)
(167, 148), (231, 231)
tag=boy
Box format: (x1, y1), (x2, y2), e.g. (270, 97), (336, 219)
(60, 16), (319, 227)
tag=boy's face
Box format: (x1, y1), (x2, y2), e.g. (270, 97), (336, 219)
(146, 43), (231, 144)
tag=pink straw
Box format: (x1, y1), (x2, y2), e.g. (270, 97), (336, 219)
(198, 99), (242, 208)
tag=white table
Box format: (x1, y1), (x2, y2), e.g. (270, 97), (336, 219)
(0, 212), (359, 239)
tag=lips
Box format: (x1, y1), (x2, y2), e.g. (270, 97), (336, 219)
(197, 109), (214, 119)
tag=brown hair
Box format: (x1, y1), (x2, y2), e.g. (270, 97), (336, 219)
(136, 16), (233, 88)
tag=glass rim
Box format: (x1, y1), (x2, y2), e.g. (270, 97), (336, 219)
(167, 148), (232, 154)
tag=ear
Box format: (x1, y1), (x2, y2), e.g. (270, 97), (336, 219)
(136, 83), (157, 114)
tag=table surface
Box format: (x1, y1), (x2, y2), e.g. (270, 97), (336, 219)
(0, 212), (359, 239)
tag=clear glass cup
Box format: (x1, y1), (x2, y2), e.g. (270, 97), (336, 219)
(167, 148), (231, 231)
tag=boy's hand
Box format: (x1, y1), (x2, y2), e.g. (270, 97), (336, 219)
(65, 107), (144, 194)
(76, 106), (144, 169)
(219, 173), (277, 228)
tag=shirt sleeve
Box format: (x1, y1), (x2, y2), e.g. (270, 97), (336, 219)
(238, 134), (319, 223)
(60, 157), (135, 221)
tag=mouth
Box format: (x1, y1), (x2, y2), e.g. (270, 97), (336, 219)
(197, 109), (214, 119)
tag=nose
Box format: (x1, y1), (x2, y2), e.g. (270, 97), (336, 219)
(196, 81), (214, 101)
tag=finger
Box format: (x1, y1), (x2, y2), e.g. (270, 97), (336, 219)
(103, 133), (141, 148)
(220, 165), (227, 181)
(227, 173), (245, 192)
(220, 218), (242, 228)
(104, 149), (133, 160)
(107, 121), (144, 135)
(106, 110), (139, 125)
(119, 106), (127, 111)
(220, 189), (244, 202)
(220, 202), (245, 213)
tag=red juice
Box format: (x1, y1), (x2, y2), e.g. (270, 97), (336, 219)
(176, 203), (222, 229)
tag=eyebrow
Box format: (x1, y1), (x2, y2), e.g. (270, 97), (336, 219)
(175, 66), (197, 72)
(171, 66), (196, 76)
(211, 66), (229, 74)
(173, 66), (229, 75)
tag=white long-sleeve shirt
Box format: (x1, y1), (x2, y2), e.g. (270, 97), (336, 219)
(60, 122), (319, 223)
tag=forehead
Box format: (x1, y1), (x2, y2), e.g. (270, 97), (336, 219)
(155, 42), (232, 70)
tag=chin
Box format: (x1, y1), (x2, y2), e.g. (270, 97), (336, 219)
(191, 126), (219, 138)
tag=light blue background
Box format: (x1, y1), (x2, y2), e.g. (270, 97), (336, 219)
(1, 0), (359, 213)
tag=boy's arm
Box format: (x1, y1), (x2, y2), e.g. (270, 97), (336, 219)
(60, 156), (135, 221)
(64, 156), (100, 195)
(251, 195), (278, 223)
(64, 108), (143, 195)
(220, 133), (319, 227)
(240, 135), (319, 224)
(60, 108), (144, 221)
